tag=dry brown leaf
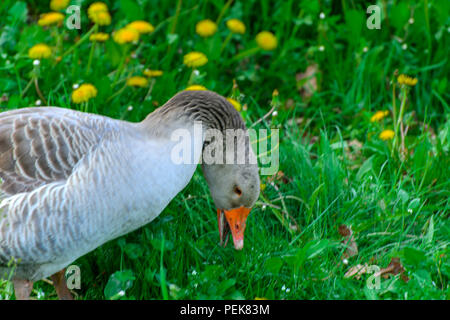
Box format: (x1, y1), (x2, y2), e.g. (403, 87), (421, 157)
(344, 264), (369, 279)
(267, 170), (290, 184)
(284, 98), (295, 109)
(375, 257), (409, 282)
(296, 64), (319, 99)
(339, 225), (358, 259)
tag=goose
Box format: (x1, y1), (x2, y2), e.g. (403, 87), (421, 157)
(0, 90), (260, 300)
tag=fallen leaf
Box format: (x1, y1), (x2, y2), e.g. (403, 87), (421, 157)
(375, 257), (409, 282)
(296, 64), (319, 99)
(344, 264), (369, 279)
(267, 170), (290, 184)
(339, 225), (358, 259)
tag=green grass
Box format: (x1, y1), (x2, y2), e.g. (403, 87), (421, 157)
(0, 0), (449, 300)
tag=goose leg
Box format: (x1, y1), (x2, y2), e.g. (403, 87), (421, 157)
(50, 269), (74, 300)
(13, 279), (34, 300)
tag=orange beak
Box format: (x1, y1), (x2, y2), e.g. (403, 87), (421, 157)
(217, 207), (251, 250)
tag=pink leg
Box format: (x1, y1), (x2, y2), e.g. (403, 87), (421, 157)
(13, 279), (34, 300)
(50, 269), (74, 300)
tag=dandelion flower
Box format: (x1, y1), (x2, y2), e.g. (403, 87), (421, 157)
(195, 19), (217, 38)
(185, 85), (207, 91)
(38, 12), (65, 27)
(50, 0), (70, 11)
(143, 69), (163, 77)
(127, 21), (155, 34)
(256, 31), (277, 50)
(72, 84), (98, 104)
(88, 1), (108, 13)
(370, 110), (389, 122)
(126, 76), (148, 87)
(113, 28), (140, 44)
(88, 2), (111, 26)
(28, 44), (52, 59)
(91, 11), (111, 26)
(379, 129), (395, 141)
(89, 32), (110, 42)
(183, 52), (208, 68)
(226, 19), (245, 34)
(227, 98), (241, 112)
(397, 74), (418, 87)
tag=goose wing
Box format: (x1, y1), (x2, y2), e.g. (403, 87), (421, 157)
(0, 107), (112, 195)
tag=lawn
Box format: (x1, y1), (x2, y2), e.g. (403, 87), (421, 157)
(0, 0), (448, 300)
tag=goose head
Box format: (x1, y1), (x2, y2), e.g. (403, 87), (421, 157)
(147, 90), (260, 250)
(203, 162), (260, 250)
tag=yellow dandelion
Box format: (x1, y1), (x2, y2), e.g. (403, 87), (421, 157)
(143, 69), (163, 77)
(260, 183), (266, 191)
(256, 31), (278, 51)
(370, 110), (389, 122)
(226, 19), (246, 34)
(87, 2), (111, 26)
(28, 44), (52, 59)
(91, 11), (111, 26)
(127, 21), (155, 34)
(397, 74), (418, 87)
(379, 129), (395, 141)
(72, 84), (98, 104)
(195, 19), (217, 38)
(87, 2), (108, 15)
(89, 32), (109, 42)
(227, 97), (242, 112)
(183, 51), (208, 68)
(50, 0), (70, 11)
(38, 12), (65, 27)
(126, 76), (148, 87)
(113, 28), (140, 44)
(185, 85), (207, 91)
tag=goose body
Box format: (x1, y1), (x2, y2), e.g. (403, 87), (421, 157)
(0, 90), (260, 299)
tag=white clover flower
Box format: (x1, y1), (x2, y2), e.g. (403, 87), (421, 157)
(319, 45), (325, 52)
(36, 290), (45, 299)
(33, 59), (40, 66)
(127, 105), (133, 111)
(402, 43), (408, 50)
(363, 46), (368, 52)
(343, 258), (349, 265)
(272, 111), (278, 117)
(35, 99), (42, 106)
(408, 18), (414, 24)
(281, 285), (286, 291)
(319, 12), (325, 19)
(73, 83), (79, 89)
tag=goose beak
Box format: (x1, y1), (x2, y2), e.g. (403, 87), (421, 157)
(217, 207), (251, 250)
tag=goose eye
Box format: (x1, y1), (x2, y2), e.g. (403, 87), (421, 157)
(234, 186), (242, 196)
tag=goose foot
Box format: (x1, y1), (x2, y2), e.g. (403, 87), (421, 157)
(13, 279), (34, 300)
(51, 269), (74, 300)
